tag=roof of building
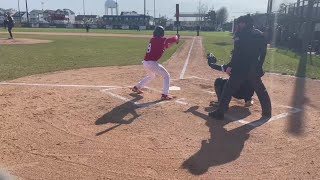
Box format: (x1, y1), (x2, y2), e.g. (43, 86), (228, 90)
(12, 12), (27, 17)
(120, 11), (139, 16)
(30, 10), (43, 14)
(75, 15), (99, 21)
(43, 10), (56, 14)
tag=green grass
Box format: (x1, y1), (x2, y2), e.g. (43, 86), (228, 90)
(0, 27), (198, 36)
(0, 34), (183, 81)
(1, 29), (319, 81)
(201, 32), (320, 79)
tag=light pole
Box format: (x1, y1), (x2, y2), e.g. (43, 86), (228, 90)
(154, 0), (155, 25)
(232, 16), (235, 33)
(25, 0), (29, 24)
(18, 0), (21, 23)
(83, 0), (86, 15)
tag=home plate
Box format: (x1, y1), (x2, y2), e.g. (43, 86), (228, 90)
(169, 86), (181, 91)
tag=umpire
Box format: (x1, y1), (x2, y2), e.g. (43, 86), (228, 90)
(209, 14), (272, 119)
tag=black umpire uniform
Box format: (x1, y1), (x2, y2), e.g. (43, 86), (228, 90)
(209, 14), (272, 119)
(207, 60), (254, 104)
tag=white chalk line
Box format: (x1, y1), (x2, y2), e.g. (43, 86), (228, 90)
(1, 81), (304, 127)
(102, 86), (190, 108)
(180, 37), (196, 79)
(227, 104), (303, 127)
(202, 90), (216, 95)
(0, 82), (120, 89)
(175, 98), (189, 105)
(186, 76), (211, 81)
(104, 91), (169, 108)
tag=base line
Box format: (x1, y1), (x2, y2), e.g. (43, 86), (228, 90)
(180, 37), (196, 79)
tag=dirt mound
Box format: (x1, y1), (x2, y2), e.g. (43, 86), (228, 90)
(0, 38), (52, 45)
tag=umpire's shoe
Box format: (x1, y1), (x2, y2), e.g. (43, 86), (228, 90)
(208, 109), (224, 120)
(262, 111), (272, 119)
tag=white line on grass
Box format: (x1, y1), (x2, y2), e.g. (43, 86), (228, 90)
(180, 37), (196, 79)
(0, 82), (120, 89)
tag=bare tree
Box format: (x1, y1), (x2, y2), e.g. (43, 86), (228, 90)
(278, 3), (287, 14)
(216, 7), (228, 25)
(197, 1), (208, 22)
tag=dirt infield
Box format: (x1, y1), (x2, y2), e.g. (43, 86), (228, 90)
(0, 35), (320, 179)
(0, 38), (52, 45)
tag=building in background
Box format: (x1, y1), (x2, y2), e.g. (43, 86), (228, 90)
(75, 15), (100, 28)
(52, 9), (75, 25)
(103, 11), (151, 30)
(0, 8), (16, 16)
(30, 10), (45, 23)
(12, 11), (29, 23)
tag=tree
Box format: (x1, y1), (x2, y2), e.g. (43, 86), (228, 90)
(157, 16), (167, 27)
(279, 3), (287, 14)
(216, 7), (228, 25)
(197, 1), (208, 22)
(206, 10), (216, 25)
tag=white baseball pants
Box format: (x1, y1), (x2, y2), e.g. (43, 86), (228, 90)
(136, 61), (171, 95)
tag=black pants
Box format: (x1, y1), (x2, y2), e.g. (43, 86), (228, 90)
(218, 73), (272, 115)
(8, 27), (13, 38)
(215, 78), (254, 102)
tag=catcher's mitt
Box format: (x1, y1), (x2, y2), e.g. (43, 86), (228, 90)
(207, 53), (217, 66)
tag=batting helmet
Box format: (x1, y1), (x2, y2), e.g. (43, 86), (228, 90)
(153, 26), (165, 37)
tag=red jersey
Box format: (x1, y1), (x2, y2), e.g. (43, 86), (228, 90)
(144, 36), (179, 61)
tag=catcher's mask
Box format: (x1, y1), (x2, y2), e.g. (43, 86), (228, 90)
(153, 26), (165, 37)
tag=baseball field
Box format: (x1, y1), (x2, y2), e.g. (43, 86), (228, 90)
(0, 29), (319, 179)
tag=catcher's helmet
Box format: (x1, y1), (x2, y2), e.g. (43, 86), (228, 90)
(153, 26), (165, 37)
(207, 53), (217, 64)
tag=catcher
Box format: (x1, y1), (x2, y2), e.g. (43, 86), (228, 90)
(207, 53), (254, 107)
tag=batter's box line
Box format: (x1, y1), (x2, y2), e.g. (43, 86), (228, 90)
(102, 87), (190, 108)
(103, 91), (169, 108)
(226, 105), (303, 127)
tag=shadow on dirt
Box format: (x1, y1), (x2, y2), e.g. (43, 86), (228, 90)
(287, 54), (307, 135)
(182, 106), (270, 175)
(95, 93), (162, 136)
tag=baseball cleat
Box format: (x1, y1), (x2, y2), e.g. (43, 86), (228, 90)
(245, 100), (254, 107)
(261, 112), (272, 118)
(132, 86), (143, 94)
(208, 109), (224, 120)
(209, 101), (219, 106)
(161, 94), (175, 100)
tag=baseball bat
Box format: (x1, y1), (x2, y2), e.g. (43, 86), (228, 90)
(176, 4), (179, 35)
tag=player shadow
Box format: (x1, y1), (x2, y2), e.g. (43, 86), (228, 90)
(288, 54), (307, 135)
(95, 93), (162, 136)
(182, 106), (270, 175)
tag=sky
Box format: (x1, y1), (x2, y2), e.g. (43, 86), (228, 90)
(0, 0), (296, 21)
